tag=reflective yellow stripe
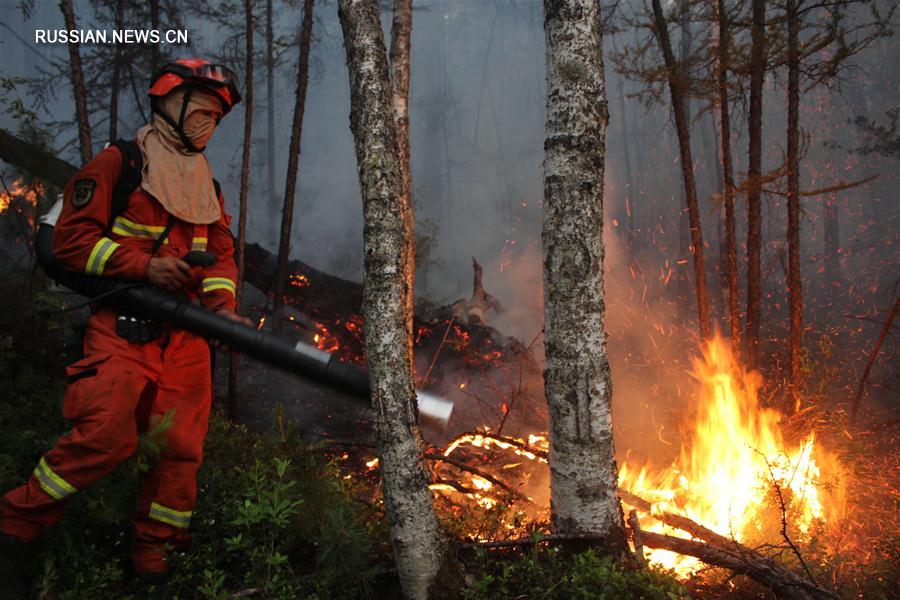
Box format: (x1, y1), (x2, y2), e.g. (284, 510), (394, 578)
(202, 277), (235, 295)
(149, 502), (192, 528)
(191, 237), (208, 251)
(84, 237), (120, 276)
(111, 216), (169, 243)
(33, 457), (77, 500)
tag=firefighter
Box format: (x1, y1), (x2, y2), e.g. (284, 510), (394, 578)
(0, 58), (247, 595)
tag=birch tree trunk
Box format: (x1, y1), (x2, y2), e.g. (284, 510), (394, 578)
(228, 0), (255, 420)
(390, 0), (415, 342)
(272, 0), (315, 332)
(650, 0), (711, 341)
(338, 1), (452, 597)
(746, 0), (766, 370)
(786, 0), (803, 409)
(717, 0), (741, 357)
(542, 0), (628, 552)
(59, 0), (92, 163)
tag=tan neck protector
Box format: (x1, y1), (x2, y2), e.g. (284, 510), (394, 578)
(136, 89), (222, 225)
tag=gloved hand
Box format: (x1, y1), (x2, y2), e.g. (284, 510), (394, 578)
(147, 256), (192, 291)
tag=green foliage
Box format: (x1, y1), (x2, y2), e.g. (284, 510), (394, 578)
(0, 314), (391, 599)
(133, 409), (175, 476)
(462, 546), (690, 600)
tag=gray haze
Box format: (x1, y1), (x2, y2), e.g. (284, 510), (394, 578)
(1, 0), (897, 429)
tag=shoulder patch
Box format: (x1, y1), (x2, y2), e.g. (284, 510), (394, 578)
(71, 178), (96, 208)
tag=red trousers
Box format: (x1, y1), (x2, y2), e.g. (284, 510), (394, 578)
(0, 308), (212, 573)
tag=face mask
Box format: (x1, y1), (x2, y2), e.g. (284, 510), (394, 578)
(182, 91), (223, 149)
(158, 89), (224, 151)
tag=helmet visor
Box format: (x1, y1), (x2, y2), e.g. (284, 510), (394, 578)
(159, 63), (242, 107)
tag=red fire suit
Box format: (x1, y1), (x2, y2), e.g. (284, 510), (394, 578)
(0, 144), (238, 574)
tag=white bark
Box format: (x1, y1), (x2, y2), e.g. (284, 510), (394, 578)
(542, 0), (628, 551)
(338, 1), (449, 598)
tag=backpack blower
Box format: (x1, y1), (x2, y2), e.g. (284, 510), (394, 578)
(35, 199), (453, 425)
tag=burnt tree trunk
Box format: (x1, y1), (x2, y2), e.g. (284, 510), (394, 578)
(338, 1), (453, 598)
(272, 0), (315, 332)
(542, 0), (628, 552)
(651, 0), (711, 340)
(612, 36), (635, 259)
(746, 0), (766, 369)
(229, 0), (255, 421)
(786, 0), (803, 409)
(784, 0), (804, 407)
(676, 0), (692, 288)
(266, 0), (278, 239)
(59, 0), (93, 163)
(824, 194), (841, 287)
(390, 0), (415, 344)
(108, 0), (125, 143)
(717, 0), (741, 357)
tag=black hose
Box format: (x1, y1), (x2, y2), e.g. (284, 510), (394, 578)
(35, 223), (370, 398)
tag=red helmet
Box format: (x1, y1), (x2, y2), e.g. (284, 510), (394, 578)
(149, 58), (242, 113)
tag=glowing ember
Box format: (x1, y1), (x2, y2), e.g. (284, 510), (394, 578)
(0, 178), (42, 227)
(289, 273), (310, 288)
(618, 334), (844, 575)
(313, 323), (341, 353)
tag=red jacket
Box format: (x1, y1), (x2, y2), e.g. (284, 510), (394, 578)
(54, 144), (238, 312)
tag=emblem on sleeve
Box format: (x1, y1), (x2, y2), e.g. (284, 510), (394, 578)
(71, 179), (97, 208)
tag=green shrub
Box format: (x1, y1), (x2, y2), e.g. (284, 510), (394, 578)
(462, 545), (690, 600)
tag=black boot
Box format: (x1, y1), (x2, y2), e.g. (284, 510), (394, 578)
(0, 533), (34, 600)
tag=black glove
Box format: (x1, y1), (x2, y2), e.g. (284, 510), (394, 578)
(116, 314), (164, 344)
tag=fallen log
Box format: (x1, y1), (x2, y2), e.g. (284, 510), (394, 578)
(461, 526), (836, 599)
(0, 129), (77, 189)
(638, 530), (837, 600)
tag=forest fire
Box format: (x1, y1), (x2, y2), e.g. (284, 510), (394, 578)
(388, 334), (847, 578)
(0, 177), (41, 226)
(618, 334), (844, 575)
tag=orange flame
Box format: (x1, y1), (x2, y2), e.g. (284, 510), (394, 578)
(0, 178), (42, 226)
(619, 334), (845, 574)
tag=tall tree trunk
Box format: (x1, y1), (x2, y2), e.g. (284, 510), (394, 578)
(823, 193), (841, 286)
(59, 0), (92, 163)
(676, 0), (693, 294)
(651, 0), (711, 340)
(229, 0), (255, 421)
(786, 0), (802, 409)
(390, 0), (415, 343)
(266, 0), (278, 239)
(746, 0), (766, 369)
(717, 0), (741, 357)
(338, 1), (453, 598)
(612, 36), (635, 259)
(108, 0), (125, 143)
(149, 0), (162, 74)
(272, 0), (315, 332)
(542, 0), (628, 552)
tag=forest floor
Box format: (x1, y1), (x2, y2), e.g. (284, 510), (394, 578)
(0, 266), (895, 599)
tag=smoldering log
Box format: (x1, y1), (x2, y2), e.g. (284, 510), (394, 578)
(638, 530), (838, 600)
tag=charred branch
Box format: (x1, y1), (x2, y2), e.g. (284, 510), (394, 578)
(452, 257), (504, 325)
(0, 129), (78, 190)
